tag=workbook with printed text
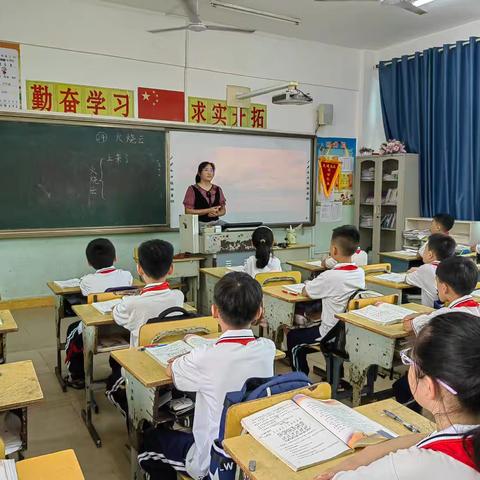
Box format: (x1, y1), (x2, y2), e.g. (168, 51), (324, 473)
(241, 394), (397, 471)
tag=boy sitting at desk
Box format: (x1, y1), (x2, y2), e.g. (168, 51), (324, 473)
(138, 272), (276, 480)
(65, 238), (133, 389)
(405, 233), (456, 307)
(287, 225), (365, 376)
(418, 213), (455, 257)
(106, 239), (184, 415)
(403, 256), (480, 335)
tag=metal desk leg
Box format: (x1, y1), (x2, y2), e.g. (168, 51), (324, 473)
(54, 295), (67, 392)
(81, 324), (102, 447)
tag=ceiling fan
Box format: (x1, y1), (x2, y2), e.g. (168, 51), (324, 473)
(148, 0), (256, 34)
(314, 0), (429, 16)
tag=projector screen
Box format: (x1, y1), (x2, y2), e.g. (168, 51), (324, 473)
(169, 130), (314, 228)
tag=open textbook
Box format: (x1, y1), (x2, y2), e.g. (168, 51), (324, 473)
(145, 335), (217, 366)
(226, 265), (245, 272)
(282, 283), (305, 295)
(352, 303), (416, 325)
(241, 394), (396, 471)
(374, 273), (407, 283)
(53, 278), (81, 288)
(91, 298), (122, 314)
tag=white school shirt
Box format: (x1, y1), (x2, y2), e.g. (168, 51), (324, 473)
(79, 266), (133, 296)
(324, 248), (368, 269)
(171, 329), (276, 479)
(304, 263), (366, 339)
(412, 295), (480, 335)
(244, 254), (282, 278)
(112, 283), (184, 347)
(333, 424), (480, 480)
(405, 261), (439, 307)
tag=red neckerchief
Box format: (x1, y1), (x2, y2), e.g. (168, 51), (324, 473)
(97, 267), (116, 274)
(451, 297), (480, 308)
(216, 335), (256, 346)
(140, 282), (170, 295)
(355, 247), (361, 254)
(432, 261), (440, 268)
(419, 435), (478, 472)
(333, 264), (359, 271)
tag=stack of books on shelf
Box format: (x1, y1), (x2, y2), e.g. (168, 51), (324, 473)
(364, 194), (374, 204)
(381, 213), (396, 229)
(361, 167), (375, 181)
(402, 229), (429, 250)
(360, 214), (373, 228)
(383, 170), (399, 181)
(382, 188), (398, 205)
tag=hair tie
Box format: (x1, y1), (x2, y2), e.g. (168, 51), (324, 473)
(260, 239), (266, 244)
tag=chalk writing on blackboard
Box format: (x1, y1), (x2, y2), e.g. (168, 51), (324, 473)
(96, 131), (108, 144)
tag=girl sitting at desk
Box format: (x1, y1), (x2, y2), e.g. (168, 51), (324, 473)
(316, 311), (480, 480)
(244, 226), (282, 278)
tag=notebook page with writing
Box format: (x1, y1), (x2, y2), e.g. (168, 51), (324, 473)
(374, 273), (407, 283)
(293, 395), (396, 448)
(91, 299), (122, 314)
(241, 400), (350, 471)
(144, 341), (193, 367)
(184, 335), (217, 348)
(53, 278), (81, 288)
(282, 283), (305, 295)
(352, 303), (416, 325)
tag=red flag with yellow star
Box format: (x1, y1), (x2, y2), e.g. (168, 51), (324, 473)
(138, 87), (184, 121)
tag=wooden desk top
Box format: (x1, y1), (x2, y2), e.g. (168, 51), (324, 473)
(335, 303), (433, 339)
(262, 285), (310, 303)
(133, 248), (205, 264)
(73, 302), (197, 327)
(286, 260), (325, 272)
(47, 278), (144, 296)
(200, 267), (230, 279)
(112, 336), (286, 388)
(273, 243), (312, 251)
(16, 449), (85, 480)
(379, 251), (420, 261)
(365, 273), (412, 290)
(0, 360), (44, 411)
(223, 398), (434, 480)
(0, 310), (18, 334)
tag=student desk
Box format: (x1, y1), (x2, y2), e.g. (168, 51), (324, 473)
(223, 398), (434, 480)
(72, 302), (196, 448)
(365, 273), (414, 304)
(199, 267), (230, 314)
(379, 251), (422, 272)
(335, 302), (433, 406)
(0, 310), (18, 364)
(286, 260), (325, 281)
(46, 278), (144, 392)
(111, 338), (286, 480)
(0, 360), (44, 456)
(16, 449), (85, 480)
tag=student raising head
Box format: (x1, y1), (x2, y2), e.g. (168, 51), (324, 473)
(244, 226), (282, 278)
(138, 272), (275, 480)
(318, 312), (480, 479)
(405, 233), (456, 307)
(419, 213), (455, 257)
(404, 256), (480, 335)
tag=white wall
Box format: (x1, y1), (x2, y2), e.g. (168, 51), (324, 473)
(0, 0), (364, 298)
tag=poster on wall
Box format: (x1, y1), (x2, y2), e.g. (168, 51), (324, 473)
(0, 41), (21, 110)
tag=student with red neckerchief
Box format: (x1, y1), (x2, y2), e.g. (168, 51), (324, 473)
(315, 312), (480, 480)
(418, 213), (455, 258)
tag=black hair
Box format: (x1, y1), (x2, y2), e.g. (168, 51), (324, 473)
(138, 239), (174, 280)
(436, 256), (478, 296)
(86, 238), (116, 270)
(252, 226), (274, 269)
(433, 213), (455, 232)
(331, 225), (360, 257)
(413, 312), (480, 470)
(427, 233), (456, 261)
(195, 162), (215, 184)
(213, 272), (263, 328)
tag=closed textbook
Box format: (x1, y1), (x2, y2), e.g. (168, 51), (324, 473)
(241, 394), (396, 471)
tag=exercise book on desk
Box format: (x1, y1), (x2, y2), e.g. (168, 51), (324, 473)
(53, 278), (81, 288)
(0, 460), (17, 480)
(241, 394), (396, 472)
(374, 273), (407, 283)
(352, 303), (416, 325)
(227, 266), (245, 272)
(306, 260), (324, 267)
(145, 335), (217, 367)
(91, 299), (122, 314)
(282, 283), (305, 295)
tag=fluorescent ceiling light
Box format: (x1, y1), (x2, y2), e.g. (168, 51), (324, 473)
(210, 1), (301, 25)
(412, 0), (435, 7)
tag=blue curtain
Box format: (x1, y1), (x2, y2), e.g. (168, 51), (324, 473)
(379, 37), (480, 220)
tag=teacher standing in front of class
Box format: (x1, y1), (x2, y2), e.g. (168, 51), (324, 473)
(183, 162), (227, 223)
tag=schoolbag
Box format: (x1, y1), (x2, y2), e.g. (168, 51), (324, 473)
(208, 372), (311, 480)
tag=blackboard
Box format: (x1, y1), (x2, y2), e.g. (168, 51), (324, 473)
(0, 119), (167, 233)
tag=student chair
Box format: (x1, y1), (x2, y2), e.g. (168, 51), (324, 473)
(0, 437), (4, 459)
(104, 286), (139, 294)
(255, 271), (302, 287)
(138, 316), (219, 347)
(361, 263), (392, 275)
(86, 291), (122, 304)
(146, 306), (197, 325)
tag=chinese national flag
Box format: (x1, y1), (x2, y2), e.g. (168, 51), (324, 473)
(138, 87), (185, 121)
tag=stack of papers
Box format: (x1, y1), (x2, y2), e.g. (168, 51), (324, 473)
(353, 303), (415, 325)
(0, 460), (17, 480)
(91, 299), (122, 314)
(282, 283), (305, 295)
(374, 273), (407, 283)
(53, 278), (80, 288)
(0, 412), (22, 455)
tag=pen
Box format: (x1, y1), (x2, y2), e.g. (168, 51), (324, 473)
(139, 343), (167, 351)
(383, 409), (421, 433)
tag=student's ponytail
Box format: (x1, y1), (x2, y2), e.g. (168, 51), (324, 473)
(252, 226), (274, 269)
(413, 312), (480, 470)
